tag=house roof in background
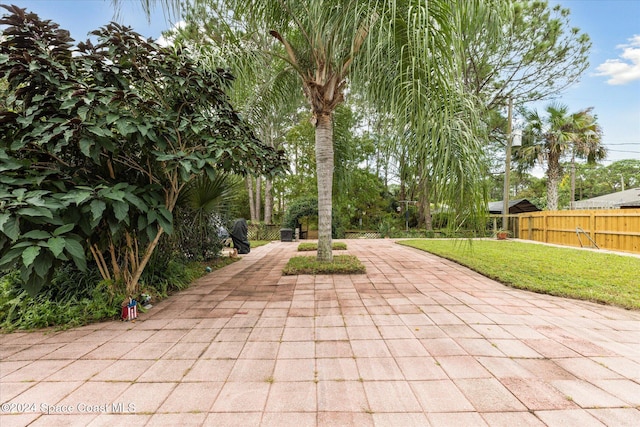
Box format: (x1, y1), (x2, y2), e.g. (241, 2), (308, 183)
(574, 188), (640, 209)
(488, 199), (541, 214)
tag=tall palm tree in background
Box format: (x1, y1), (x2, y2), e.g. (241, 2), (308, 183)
(569, 108), (606, 208)
(117, 0), (510, 261)
(519, 103), (605, 210)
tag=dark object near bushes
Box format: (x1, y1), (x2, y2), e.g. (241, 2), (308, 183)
(230, 219), (250, 254)
(280, 228), (293, 242)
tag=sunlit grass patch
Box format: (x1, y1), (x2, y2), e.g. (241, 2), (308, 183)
(297, 242), (347, 251)
(283, 255), (365, 275)
(250, 240), (271, 248)
(398, 239), (640, 310)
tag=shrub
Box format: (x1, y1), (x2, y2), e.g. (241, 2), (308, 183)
(0, 265), (125, 331)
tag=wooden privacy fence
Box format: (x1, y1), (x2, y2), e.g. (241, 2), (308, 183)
(517, 209), (640, 254)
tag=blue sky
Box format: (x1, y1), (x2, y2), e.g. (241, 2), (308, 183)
(546, 0), (640, 167)
(5, 0), (640, 169)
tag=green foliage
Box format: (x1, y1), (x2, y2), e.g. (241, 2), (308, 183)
(516, 103), (604, 210)
(399, 239), (640, 310)
(490, 159), (640, 212)
(279, 112), (317, 200)
(185, 0), (511, 261)
(172, 173), (241, 262)
(141, 259), (205, 299)
(0, 6), (286, 295)
(463, 0), (591, 109)
(283, 255), (365, 275)
(283, 197), (319, 229)
(570, 160), (640, 199)
(0, 255), (235, 330)
(282, 196), (345, 238)
(249, 240), (271, 248)
(0, 266), (124, 331)
(335, 168), (394, 230)
(0, 77), (7, 111)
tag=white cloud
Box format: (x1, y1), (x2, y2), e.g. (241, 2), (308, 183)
(595, 35), (640, 85)
(157, 20), (185, 47)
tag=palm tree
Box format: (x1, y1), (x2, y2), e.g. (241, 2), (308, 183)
(569, 108), (606, 208)
(173, 172), (241, 260)
(519, 103), (604, 210)
(232, 1), (378, 261)
(117, 0), (510, 261)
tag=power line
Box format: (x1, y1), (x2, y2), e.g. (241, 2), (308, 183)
(607, 149), (640, 154)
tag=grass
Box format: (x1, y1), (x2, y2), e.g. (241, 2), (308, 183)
(283, 255), (366, 275)
(250, 240), (271, 248)
(297, 242), (347, 251)
(398, 239), (640, 310)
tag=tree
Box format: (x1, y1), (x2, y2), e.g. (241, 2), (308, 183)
(0, 5), (286, 295)
(571, 160), (640, 199)
(605, 160), (640, 191)
(518, 103), (604, 210)
(172, 172), (242, 261)
(123, 0), (511, 262)
(461, 0), (592, 213)
(462, 0), (591, 111)
(0, 78), (7, 110)
(568, 108), (606, 208)
(164, 3), (303, 225)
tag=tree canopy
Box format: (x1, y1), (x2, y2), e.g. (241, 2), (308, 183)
(517, 103), (604, 210)
(463, 0), (591, 111)
(131, 0), (514, 260)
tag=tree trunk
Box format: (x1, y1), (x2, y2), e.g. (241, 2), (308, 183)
(422, 176), (433, 231)
(399, 150), (407, 201)
(247, 176), (256, 221)
(255, 176), (262, 222)
(264, 178), (273, 224)
(128, 226), (164, 295)
(315, 113), (334, 262)
(547, 152), (561, 211)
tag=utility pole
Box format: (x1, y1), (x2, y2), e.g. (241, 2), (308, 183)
(502, 98), (513, 231)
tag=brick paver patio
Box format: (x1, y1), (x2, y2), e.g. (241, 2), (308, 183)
(1, 239), (639, 426)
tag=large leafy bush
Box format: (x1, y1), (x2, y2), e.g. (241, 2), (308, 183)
(0, 5), (286, 295)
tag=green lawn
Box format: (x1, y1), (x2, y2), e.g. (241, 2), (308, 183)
(250, 240), (271, 248)
(398, 239), (640, 310)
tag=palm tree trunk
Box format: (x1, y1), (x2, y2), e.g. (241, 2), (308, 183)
(547, 153), (561, 211)
(315, 113), (334, 262)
